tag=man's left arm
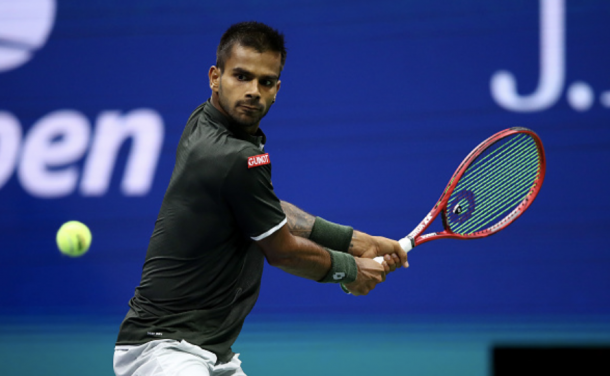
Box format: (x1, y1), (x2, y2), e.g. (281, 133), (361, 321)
(280, 201), (408, 271)
(280, 200), (315, 238)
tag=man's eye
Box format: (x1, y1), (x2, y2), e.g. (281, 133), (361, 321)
(237, 74), (247, 80)
(262, 80), (273, 87)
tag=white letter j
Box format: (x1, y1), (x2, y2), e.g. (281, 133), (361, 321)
(490, 0), (565, 112)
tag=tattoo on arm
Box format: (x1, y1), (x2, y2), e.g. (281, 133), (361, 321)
(280, 201), (315, 238)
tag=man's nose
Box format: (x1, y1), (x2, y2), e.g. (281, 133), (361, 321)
(245, 80), (261, 99)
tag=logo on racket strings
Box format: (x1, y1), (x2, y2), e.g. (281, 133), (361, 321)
(448, 189), (475, 225)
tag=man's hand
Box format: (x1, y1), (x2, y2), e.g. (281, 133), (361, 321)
(342, 257), (386, 296)
(349, 231), (409, 272)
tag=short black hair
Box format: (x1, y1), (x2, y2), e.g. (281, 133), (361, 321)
(216, 21), (287, 72)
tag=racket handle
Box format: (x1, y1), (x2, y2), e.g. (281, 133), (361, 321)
(399, 237), (414, 253)
(373, 236), (413, 264)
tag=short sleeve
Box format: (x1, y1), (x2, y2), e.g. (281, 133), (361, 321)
(223, 148), (286, 240)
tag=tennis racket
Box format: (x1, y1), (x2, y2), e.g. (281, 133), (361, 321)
(375, 126), (546, 262)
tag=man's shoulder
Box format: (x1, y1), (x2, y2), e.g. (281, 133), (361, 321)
(221, 144), (269, 177)
(190, 129), (262, 160)
(182, 102), (268, 166)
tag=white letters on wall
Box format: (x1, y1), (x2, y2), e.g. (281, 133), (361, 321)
(0, 0), (56, 73)
(0, 109), (165, 198)
(81, 109), (164, 196)
(490, 0), (610, 112)
(18, 110), (90, 198)
(0, 111), (22, 188)
(490, 0), (565, 112)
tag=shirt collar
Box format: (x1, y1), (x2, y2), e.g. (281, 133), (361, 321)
(204, 99), (266, 148)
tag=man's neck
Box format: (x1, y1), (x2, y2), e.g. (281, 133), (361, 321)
(210, 93), (260, 135)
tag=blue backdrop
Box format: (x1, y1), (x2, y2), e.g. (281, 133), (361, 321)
(1, 1), (609, 374)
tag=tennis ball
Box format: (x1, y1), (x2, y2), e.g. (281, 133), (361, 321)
(56, 221), (92, 257)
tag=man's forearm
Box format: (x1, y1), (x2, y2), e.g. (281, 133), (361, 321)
(280, 200), (315, 238)
(257, 224), (357, 284)
(279, 201), (407, 273)
(271, 235), (330, 281)
(280, 200), (355, 253)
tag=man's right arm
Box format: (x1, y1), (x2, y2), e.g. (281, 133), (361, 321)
(256, 224), (386, 296)
(280, 200), (408, 270)
(221, 151), (389, 295)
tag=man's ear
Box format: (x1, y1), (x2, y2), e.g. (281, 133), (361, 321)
(273, 80), (281, 102)
(209, 66), (221, 91)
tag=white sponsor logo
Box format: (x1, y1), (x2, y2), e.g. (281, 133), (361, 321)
(0, 109), (164, 198)
(333, 272), (346, 280)
(420, 233), (437, 240)
(409, 213), (433, 238)
(0, 0), (56, 73)
(491, 0), (610, 112)
(247, 153), (270, 168)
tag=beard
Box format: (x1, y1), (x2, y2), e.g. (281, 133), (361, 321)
(217, 85), (270, 129)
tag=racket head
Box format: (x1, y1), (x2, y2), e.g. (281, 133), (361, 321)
(414, 127), (545, 245)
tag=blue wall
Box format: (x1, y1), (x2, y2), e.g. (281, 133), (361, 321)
(1, 1), (609, 374)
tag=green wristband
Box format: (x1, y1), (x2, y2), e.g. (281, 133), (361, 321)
(319, 248), (358, 284)
(310, 217), (354, 253)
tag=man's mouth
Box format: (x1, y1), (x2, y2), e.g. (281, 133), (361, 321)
(238, 102), (262, 112)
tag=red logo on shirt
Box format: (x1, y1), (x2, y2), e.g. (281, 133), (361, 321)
(247, 153), (270, 168)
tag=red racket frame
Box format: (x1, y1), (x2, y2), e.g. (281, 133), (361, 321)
(404, 127), (546, 249)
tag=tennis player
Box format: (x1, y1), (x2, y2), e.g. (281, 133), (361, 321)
(113, 21), (408, 376)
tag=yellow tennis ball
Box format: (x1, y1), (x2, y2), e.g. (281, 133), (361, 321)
(56, 221), (92, 257)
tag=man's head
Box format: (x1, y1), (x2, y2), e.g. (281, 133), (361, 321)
(209, 22), (286, 132)
(216, 22), (287, 73)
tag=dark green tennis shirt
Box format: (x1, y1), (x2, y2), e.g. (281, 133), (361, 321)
(116, 100), (286, 363)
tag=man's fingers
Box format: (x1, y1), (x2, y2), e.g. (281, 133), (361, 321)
(375, 237), (408, 268)
(345, 257), (387, 296)
(391, 253), (400, 269)
(382, 253), (402, 273)
(381, 260), (390, 273)
(395, 242), (408, 268)
(383, 255), (393, 272)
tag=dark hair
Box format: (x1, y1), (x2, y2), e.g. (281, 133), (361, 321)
(216, 21), (287, 72)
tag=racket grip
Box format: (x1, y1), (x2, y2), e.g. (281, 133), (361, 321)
(399, 237), (413, 253)
(373, 237), (413, 264)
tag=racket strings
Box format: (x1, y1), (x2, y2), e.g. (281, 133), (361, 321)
(460, 133), (526, 178)
(453, 166), (538, 234)
(458, 135), (539, 232)
(455, 147), (538, 199)
(453, 135), (536, 198)
(452, 174), (535, 234)
(457, 148), (539, 205)
(457, 149), (539, 233)
(446, 133), (541, 235)
(456, 135), (535, 188)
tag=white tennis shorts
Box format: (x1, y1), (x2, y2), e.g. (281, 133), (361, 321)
(114, 339), (247, 376)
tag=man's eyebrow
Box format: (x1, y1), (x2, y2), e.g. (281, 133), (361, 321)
(232, 67), (252, 75)
(260, 74), (279, 81)
(231, 67), (278, 81)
